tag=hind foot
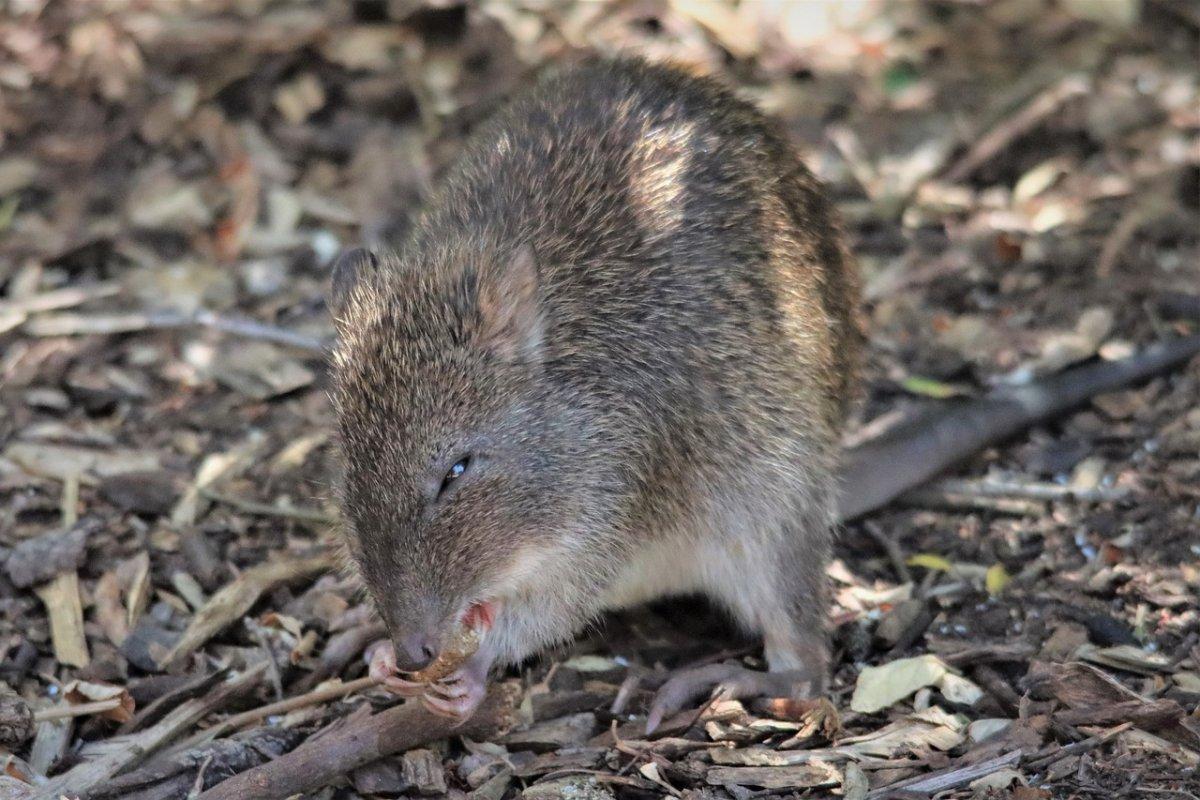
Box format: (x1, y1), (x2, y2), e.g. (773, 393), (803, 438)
(646, 663), (819, 734)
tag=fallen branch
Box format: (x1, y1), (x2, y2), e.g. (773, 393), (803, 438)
(839, 334), (1200, 520)
(196, 681), (522, 800)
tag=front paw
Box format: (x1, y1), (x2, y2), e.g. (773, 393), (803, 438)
(421, 664), (487, 722)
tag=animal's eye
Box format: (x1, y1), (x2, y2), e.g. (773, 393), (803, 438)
(437, 456), (471, 499)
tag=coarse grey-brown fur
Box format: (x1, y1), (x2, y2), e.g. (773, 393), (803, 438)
(331, 57), (863, 683)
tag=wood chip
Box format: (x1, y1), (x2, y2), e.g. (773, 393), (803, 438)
(34, 572), (89, 668)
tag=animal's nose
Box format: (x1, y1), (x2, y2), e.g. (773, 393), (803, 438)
(394, 631), (438, 672)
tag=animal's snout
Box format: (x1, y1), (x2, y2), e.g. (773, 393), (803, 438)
(393, 630), (439, 672)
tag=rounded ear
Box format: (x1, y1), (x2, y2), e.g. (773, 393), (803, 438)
(329, 248), (378, 316)
(477, 244), (543, 361)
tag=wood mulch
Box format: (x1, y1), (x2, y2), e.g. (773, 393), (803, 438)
(0, 2), (1197, 798)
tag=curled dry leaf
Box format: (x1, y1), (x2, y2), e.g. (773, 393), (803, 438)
(62, 680), (135, 723)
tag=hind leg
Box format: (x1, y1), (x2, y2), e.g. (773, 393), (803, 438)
(646, 515), (830, 733)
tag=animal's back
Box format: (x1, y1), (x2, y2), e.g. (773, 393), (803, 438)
(410, 59), (862, 482)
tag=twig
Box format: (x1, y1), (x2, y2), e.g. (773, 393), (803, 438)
(861, 521), (911, 584)
(944, 74), (1089, 183)
(196, 682), (521, 800)
(22, 308), (328, 353)
(921, 478), (1129, 503)
(0, 283), (120, 316)
(173, 676), (378, 751)
(1023, 722), (1133, 773)
(898, 487), (1045, 516)
(290, 620), (385, 694)
(199, 489), (337, 525)
(33, 699), (123, 723)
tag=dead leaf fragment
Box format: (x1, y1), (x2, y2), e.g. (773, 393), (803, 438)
(851, 655), (983, 713)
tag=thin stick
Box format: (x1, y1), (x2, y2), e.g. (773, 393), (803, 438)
(0, 282), (120, 316)
(861, 521), (911, 584)
(1023, 722), (1132, 773)
(33, 698), (123, 723)
(22, 308), (328, 353)
(944, 75), (1089, 182)
(922, 477), (1129, 503)
(175, 676), (377, 750)
(199, 489), (337, 525)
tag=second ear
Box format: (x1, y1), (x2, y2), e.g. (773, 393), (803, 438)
(330, 248), (379, 314)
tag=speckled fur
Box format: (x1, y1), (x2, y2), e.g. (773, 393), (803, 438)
(331, 58), (863, 680)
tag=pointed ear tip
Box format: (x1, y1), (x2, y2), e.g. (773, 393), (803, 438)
(330, 247), (378, 308)
(332, 247), (378, 276)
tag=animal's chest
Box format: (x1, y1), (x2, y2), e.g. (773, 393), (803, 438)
(600, 536), (708, 610)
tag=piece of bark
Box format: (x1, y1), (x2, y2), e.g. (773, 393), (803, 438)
(156, 551), (334, 669)
(4, 518), (99, 588)
(29, 718), (73, 777)
(467, 766), (512, 800)
(1023, 660), (1143, 706)
(170, 433), (266, 530)
(513, 748), (606, 778)
(531, 687), (617, 722)
(179, 529), (226, 590)
(99, 471), (179, 516)
(401, 749), (448, 796)
(1055, 698), (1184, 730)
(350, 759), (408, 796)
(706, 762), (841, 790)
(0, 683), (34, 747)
(196, 681), (521, 800)
(502, 712), (597, 752)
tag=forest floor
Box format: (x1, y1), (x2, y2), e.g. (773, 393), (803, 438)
(0, 1), (1198, 799)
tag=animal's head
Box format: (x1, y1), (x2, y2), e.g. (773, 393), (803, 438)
(329, 241), (588, 670)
